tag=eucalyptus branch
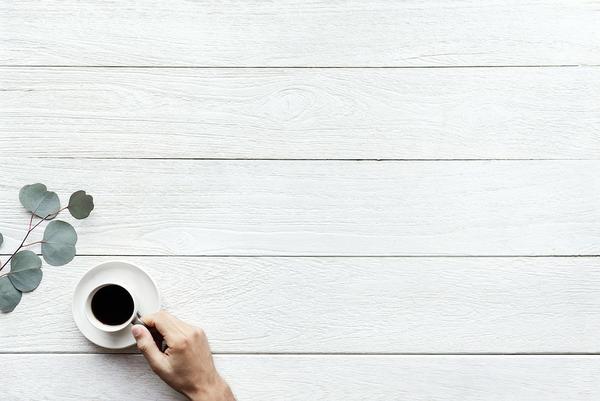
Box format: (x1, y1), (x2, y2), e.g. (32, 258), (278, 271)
(0, 184), (94, 313)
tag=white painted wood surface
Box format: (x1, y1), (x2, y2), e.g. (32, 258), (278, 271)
(2, 1), (600, 66)
(2, 0), (599, 399)
(2, 67), (599, 159)
(4, 355), (600, 401)
(2, 256), (600, 353)
(1, 159), (599, 256)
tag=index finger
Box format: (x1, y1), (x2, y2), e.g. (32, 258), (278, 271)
(141, 310), (187, 344)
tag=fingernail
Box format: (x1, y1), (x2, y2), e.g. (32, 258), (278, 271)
(131, 325), (144, 338)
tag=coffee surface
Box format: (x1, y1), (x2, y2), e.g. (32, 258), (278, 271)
(91, 284), (134, 325)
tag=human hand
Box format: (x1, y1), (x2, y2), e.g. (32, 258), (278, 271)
(132, 311), (235, 401)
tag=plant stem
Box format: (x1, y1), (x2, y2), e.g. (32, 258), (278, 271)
(0, 218), (47, 271)
(28, 212), (34, 231)
(0, 207), (66, 272)
(0, 265), (44, 279)
(22, 240), (45, 248)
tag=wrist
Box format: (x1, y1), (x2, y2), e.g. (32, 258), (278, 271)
(187, 376), (234, 401)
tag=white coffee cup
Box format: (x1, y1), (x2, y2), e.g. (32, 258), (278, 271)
(84, 283), (137, 332)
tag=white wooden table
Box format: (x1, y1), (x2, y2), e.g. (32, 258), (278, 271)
(1, 1), (600, 400)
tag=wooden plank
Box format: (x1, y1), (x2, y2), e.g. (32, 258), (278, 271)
(1, 1), (599, 67)
(3, 354), (600, 400)
(2, 67), (600, 159)
(1, 159), (599, 256)
(2, 256), (600, 353)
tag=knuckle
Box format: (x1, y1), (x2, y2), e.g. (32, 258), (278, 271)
(192, 327), (205, 339)
(171, 337), (189, 350)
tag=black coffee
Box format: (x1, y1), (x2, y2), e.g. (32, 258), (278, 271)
(91, 284), (134, 326)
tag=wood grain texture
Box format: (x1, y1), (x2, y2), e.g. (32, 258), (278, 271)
(1, 158), (599, 256)
(1, 1), (600, 66)
(2, 67), (600, 159)
(5, 1), (598, 399)
(4, 354), (600, 401)
(2, 256), (600, 353)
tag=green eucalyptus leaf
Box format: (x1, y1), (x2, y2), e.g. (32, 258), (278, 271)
(42, 220), (77, 266)
(68, 190), (94, 219)
(9, 250), (43, 292)
(19, 183), (60, 218)
(0, 276), (22, 313)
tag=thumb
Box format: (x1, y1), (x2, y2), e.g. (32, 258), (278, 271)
(132, 324), (167, 372)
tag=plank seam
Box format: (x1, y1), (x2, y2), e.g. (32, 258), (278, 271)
(22, 157), (600, 162)
(0, 65), (597, 69)
(3, 254), (600, 258)
(3, 352), (600, 356)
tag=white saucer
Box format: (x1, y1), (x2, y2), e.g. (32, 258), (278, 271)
(72, 261), (161, 349)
